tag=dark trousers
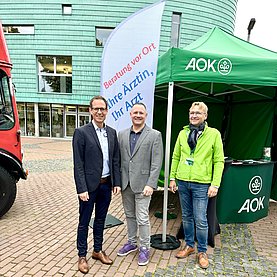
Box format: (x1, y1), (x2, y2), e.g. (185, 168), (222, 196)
(77, 180), (112, 257)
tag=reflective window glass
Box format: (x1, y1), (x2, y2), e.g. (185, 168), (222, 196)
(38, 56), (54, 74)
(52, 104), (64, 138)
(0, 74), (15, 130)
(171, 12), (181, 47)
(39, 104), (50, 137)
(56, 56), (72, 74)
(66, 105), (76, 112)
(78, 106), (89, 113)
(26, 103), (35, 136)
(37, 56), (72, 93)
(62, 4), (72, 15)
(3, 25), (35, 34)
(96, 27), (114, 46)
(66, 114), (76, 137)
(79, 115), (90, 127)
(17, 103), (26, 135)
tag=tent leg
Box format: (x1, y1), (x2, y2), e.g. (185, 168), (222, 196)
(151, 81), (180, 250)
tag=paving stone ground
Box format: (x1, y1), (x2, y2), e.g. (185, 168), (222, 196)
(0, 137), (276, 276)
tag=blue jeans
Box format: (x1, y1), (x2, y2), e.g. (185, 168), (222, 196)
(77, 180), (112, 257)
(177, 180), (209, 253)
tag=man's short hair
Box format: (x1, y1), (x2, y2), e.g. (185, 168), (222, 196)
(190, 102), (208, 114)
(90, 95), (108, 109)
(132, 102), (147, 110)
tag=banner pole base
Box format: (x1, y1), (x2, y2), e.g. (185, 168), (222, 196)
(150, 234), (180, 250)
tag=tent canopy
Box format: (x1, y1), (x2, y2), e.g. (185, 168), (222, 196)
(153, 27), (277, 199)
(156, 26), (277, 87)
(155, 27), (277, 105)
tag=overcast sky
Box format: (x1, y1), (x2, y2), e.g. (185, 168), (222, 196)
(234, 0), (277, 52)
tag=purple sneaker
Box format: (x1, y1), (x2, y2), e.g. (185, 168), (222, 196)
(117, 242), (138, 256)
(138, 247), (150, 266)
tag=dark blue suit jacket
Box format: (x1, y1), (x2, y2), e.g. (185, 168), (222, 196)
(72, 122), (121, 194)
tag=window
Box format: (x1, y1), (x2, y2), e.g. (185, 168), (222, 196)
(78, 106), (89, 113)
(65, 105), (77, 137)
(52, 104), (64, 137)
(66, 105), (76, 112)
(171, 12), (181, 47)
(39, 104), (50, 137)
(78, 106), (90, 127)
(0, 71), (15, 130)
(17, 103), (26, 135)
(17, 103), (35, 136)
(96, 27), (114, 46)
(26, 103), (35, 136)
(37, 55), (72, 93)
(62, 4), (72, 15)
(3, 25), (34, 35)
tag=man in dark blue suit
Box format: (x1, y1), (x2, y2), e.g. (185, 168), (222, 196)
(73, 95), (121, 274)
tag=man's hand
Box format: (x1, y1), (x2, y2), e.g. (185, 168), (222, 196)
(208, 186), (218, 198)
(78, 191), (89, 201)
(143, 185), (153, 196)
(113, 186), (121, 195)
(169, 180), (177, 193)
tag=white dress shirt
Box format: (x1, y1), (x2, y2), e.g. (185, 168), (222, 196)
(92, 121), (110, 178)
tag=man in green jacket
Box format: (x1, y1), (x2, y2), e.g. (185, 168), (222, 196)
(169, 102), (224, 269)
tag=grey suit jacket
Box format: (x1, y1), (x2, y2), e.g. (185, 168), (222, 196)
(118, 125), (163, 193)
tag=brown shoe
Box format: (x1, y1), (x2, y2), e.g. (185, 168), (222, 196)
(92, 250), (113, 265)
(175, 245), (195, 258)
(78, 257), (89, 274)
(198, 252), (209, 269)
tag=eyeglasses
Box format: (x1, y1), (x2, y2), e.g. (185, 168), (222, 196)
(189, 111), (205, 116)
(91, 107), (107, 112)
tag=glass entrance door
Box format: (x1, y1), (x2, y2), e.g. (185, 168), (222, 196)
(65, 114), (76, 137)
(78, 115), (90, 127)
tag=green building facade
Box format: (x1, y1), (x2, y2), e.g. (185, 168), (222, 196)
(0, 0), (237, 138)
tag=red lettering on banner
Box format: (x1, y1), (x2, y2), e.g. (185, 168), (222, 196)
(142, 42), (156, 55)
(103, 42), (156, 90)
(131, 53), (142, 65)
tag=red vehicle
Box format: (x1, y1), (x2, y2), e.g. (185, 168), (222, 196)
(0, 22), (27, 217)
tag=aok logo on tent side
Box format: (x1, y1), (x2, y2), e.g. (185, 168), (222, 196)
(185, 57), (232, 75)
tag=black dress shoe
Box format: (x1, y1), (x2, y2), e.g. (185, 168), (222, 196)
(78, 257), (89, 274)
(92, 250), (113, 265)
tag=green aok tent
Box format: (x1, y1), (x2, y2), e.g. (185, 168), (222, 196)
(153, 27), (277, 200)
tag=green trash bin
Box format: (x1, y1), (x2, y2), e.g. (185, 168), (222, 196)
(217, 161), (274, 224)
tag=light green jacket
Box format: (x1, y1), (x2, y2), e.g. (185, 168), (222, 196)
(170, 124), (224, 188)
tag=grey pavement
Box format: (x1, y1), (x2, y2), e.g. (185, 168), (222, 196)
(0, 137), (276, 276)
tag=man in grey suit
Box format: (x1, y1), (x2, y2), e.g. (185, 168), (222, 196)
(117, 102), (163, 266)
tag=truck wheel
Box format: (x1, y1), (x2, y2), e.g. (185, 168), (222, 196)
(0, 166), (17, 217)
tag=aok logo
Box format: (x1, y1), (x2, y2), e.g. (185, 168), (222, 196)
(249, 176), (262, 195)
(185, 57), (232, 75)
(217, 58), (232, 75)
(238, 175), (264, 214)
